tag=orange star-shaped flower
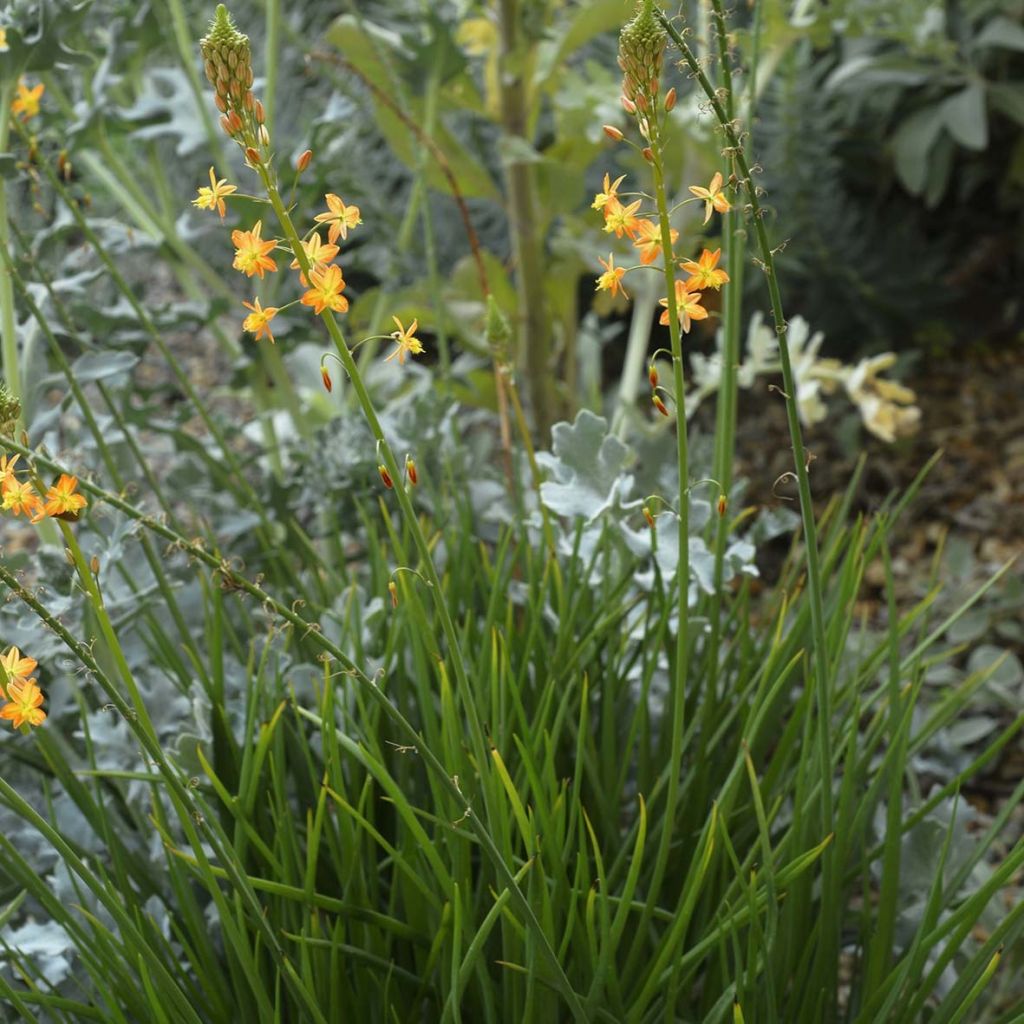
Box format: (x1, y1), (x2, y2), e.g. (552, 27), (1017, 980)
(385, 317), (424, 365)
(301, 264), (349, 316)
(231, 221), (278, 279)
(596, 254), (629, 300)
(658, 280), (708, 334)
(0, 453), (21, 487)
(242, 298), (280, 343)
(11, 79), (44, 120)
(0, 679), (46, 729)
(0, 646), (38, 690)
(2, 478), (42, 519)
(290, 233), (340, 285)
(688, 171), (731, 224)
(313, 194), (362, 245)
(633, 219), (679, 266)
(592, 173), (627, 213)
(38, 474), (87, 521)
(603, 197), (643, 240)
(192, 167), (238, 220)
(680, 248), (730, 291)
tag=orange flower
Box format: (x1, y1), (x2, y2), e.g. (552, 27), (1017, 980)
(0, 647), (38, 690)
(688, 171), (731, 224)
(680, 248), (730, 290)
(231, 221), (278, 279)
(385, 317), (424, 365)
(596, 254), (629, 300)
(313, 194), (362, 245)
(603, 197), (643, 239)
(658, 280), (708, 334)
(38, 474), (87, 520)
(192, 167), (238, 220)
(2, 478), (42, 519)
(0, 453), (20, 487)
(289, 233), (340, 281)
(301, 265), (349, 316)
(633, 219), (678, 266)
(591, 173), (626, 213)
(242, 298), (280, 343)
(0, 679), (46, 729)
(11, 79), (44, 120)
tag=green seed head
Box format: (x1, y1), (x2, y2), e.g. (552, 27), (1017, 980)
(619, 0), (667, 101)
(200, 5), (251, 91)
(0, 382), (20, 434)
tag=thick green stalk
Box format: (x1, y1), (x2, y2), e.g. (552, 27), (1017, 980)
(0, 82), (21, 418)
(497, 0), (554, 438)
(657, 7), (837, 1000)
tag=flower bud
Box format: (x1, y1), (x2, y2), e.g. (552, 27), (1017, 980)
(643, 506), (655, 530)
(378, 465), (394, 489)
(636, 92), (648, 111)
(652, 393), (669, 417)
(603, 125), (624, 142)
(258, 125), (270, 147)
(717, 493), (728, 517)
(388, 580), (398, 608)
(220, 114), (233, 135)
(665, 87), (677, 111)
(621, 95), (637, 114)
(255, 99), (265, 124)
(406, 456), (418, 486)
(648, 363), (658, 389)
(214, 94), (227, 113)
(642, 147), (654, 162)
(296, 149), (313, 173)
(321, 366), (332, 392)
(244, 147), (261, 166)
(90, 555), (101, 574)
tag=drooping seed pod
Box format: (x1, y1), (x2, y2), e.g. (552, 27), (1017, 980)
(648, 364), (659, 389)
(321, 366), (332, 392)
(643, 506), (656, 530)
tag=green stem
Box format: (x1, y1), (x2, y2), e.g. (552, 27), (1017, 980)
(264, 0), (281, 131)
(658, 5), (837, 998)
(0, 88), (22, 419)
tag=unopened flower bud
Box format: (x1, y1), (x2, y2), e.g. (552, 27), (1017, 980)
(214, 94), (227, 113)
(717, 493), (728, 517)
(321, 366), (332, 392)
(643, 506), (655, 530)
(603, 125), (624, 142)
(90, 555), (101, 574)
(64, 547), (75, 566)
(258, 125), (270, 147)
(255, 99), (265, 124)
(296, 149), (313, 173)
(648, 363), (658, 389)
(636, 92), (648, 111)
(378, 464), (394, 489)
(642, 147), (654, 162)
(652, 393), (669, 417)
(665, 87), (677, 111)
(621, 95), (637, 114)
(388, 580), (398, 608)
(244, 147), (261, 166)
(220, 114), (233, 135)
(243, 90), (254, 111)
(406, 456), (418, 486)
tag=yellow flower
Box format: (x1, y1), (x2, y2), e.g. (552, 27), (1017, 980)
(242, 298), (280, 343)
(596, 254), (629, 300)
(0, 28), (9, 52)
(11, 79), (44, 120)
(688, 171), (731, 224)
(301, 265), (349, 316)
(658, 280), (708, 334)
(2, 478), (42, 519)
(603, 197), (643, 240)
(38, 474), (87, 521)
(0, 646), (38, 691)
(290, 233), (340, 285)
(192, 167), (237, 220)
(633, 219), (678, 266)
(385, 317), (424, 365)
(592, 173), (626, 213)
(0, 679), (46, 729)
(0, 453), (20, 487)
(680, 248), (730, 290)
(313, 194), (362, 245)
(231, 221), (278, 279)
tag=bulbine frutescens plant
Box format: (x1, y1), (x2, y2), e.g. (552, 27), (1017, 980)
(0, 2), (1020, 1022)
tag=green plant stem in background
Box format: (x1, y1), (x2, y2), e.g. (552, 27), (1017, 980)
(497, 0), (554, 439)
(0, 83), (22, 421)
(657, 9), (838, 1000)
(264, 0), (281, 132)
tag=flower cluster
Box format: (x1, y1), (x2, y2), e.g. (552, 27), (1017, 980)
(0, 645), (46, 730)
(10, 77), (44, 120)
(0, 454), (87, 523)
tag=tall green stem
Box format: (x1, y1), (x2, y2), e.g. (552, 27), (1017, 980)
(0, 85), (22, 419)
(658, 7), (837, 1002)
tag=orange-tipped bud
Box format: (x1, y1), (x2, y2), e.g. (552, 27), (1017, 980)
(665, 87), (677, 112)
(214, 93), (227, 113)
(255, 99), (265, 124)
(643, 506), (655, 530)
(220, 114), (233, 135)
(622, 95), (637, 114)
(296, 149), (313, 173)
(244, 147), (261, 166)
(321, 366), (332, 392)
(378, 464), (394, 489)
(406, 456), (418, 486)
(90, 555), (101, 574)
(388, 580), (398, 608)
(603, 124), (624, 142)
(227, 110), (243, 134)
(648, 364), (658, 389)
(258, 125), (270, 147)
(243, 89), (254, 111)
(652, 394), (669, 417)
(636, 92), (648, 111)
(718, 493), (728, 517)
(642, 147), (654, 163)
